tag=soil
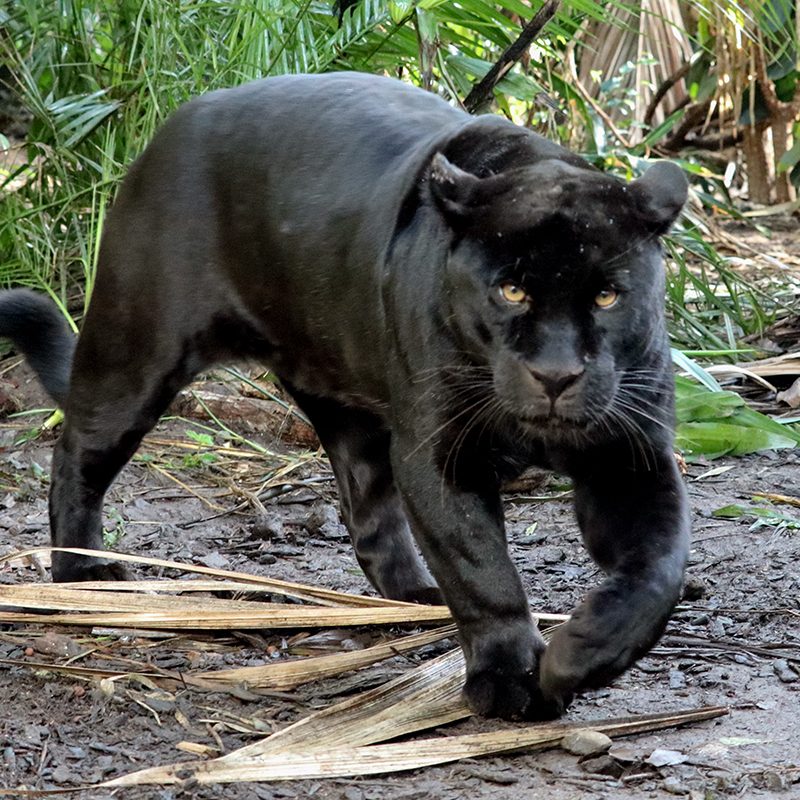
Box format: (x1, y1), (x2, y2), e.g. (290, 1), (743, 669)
(0, 362), (798, 800)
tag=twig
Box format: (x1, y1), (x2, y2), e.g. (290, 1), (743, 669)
(566, 46), (632, 150)
(660, 634), (800, 665)
(463, 0), (560, 113)
(644, 60), (692, 128)
(662, 99), (713, 152)
(753, 492), (800, 509)
(148, 463), (224, 512)
(177, 477), (332, 529)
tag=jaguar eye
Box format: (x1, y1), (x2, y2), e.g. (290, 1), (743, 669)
(594, 288), (619, 309)
(499, 282), (528, 305)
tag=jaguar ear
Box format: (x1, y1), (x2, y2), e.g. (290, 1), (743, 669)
(428, 153), (484, 222)
(630, 161), (688, 234)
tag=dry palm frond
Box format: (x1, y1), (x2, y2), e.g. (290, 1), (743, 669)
(226, 648), (469, 759)
(0, 546), (724, 792)
(0, 599), (451, 630)
(703, 352), (800, 398)
(194, 625), (459, 690)
(0, 547), (417, 607)
(735, 352), (800, 378)
(103, 706), (727, 786)
(576, 0), (692, 132)
(0, 625), (466, 695)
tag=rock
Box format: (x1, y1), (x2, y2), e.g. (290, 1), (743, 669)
(305, 504), (337, 531)
(608, 743), (640, 763)
(198, 551), (229, 569)
(33, 632), (84, 659)
(561, 729), (612, 756)
(669, 668), (687, 689)
(663, 776), (689, 795)
(50, 764), (79, 784)
(773, 659), (798, 683)
(304, 504), (347, 540)
(539, 545), (565, 564)
(681, 574), (706, 600)
(580, 754), (623, 777)
(250, 512), (284, 540)
(763, 770), (788, 790)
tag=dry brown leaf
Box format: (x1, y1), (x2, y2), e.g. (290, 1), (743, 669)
(776, 377), (800, 408)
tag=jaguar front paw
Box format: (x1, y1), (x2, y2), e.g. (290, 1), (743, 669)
(463, 663), (567, 720)
(460, 619), (563, 720)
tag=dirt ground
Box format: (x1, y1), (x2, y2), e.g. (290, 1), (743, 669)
(0, 361), (798, 800)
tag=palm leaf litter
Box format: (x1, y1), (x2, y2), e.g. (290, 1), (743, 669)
(0, 547), (727, 791)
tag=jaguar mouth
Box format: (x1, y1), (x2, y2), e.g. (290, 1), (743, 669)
(515, 412), (592, 434)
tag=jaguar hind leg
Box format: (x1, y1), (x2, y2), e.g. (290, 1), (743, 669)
(49, 311), (213, 583)
(283, 383), (442, 604)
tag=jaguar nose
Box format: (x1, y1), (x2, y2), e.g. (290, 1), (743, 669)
(526, 364), (585, 400)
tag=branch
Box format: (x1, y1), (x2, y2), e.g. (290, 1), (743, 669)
(463, 0), (561, 114)
(644, 61), (692, 128)
(661, 99), (712, 152)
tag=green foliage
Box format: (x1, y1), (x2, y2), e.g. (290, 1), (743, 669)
(675, 376), (800, 460)
(102, 505), (126, 547)
(183, 429), (219, 469)
(1, 0), (797, 442)
(713, 502), (800, 533)
(1, 0), (588, 319)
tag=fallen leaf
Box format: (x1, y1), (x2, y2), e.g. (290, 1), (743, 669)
(718, 737), (768, 747)
(776, 377), (800, 408)
(646, 748), (687, 767)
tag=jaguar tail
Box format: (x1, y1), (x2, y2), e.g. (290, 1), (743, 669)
(0, 289), (76, 408)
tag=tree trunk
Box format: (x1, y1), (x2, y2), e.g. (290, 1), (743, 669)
(771, 117), (795, 204)
(743, 122), (771, 204)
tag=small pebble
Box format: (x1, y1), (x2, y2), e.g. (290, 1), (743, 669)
(681, 575), (706, 600)
(669, 668), (687, 689)
(663, 776), (689, 795)
(539, 545), (564, 565)
(580, 754), (623, 777)
(773, 659), (798, 683)
(608, 743), (639, 763)
(250, 513), (284, 540)
(763, 771), (788, 790)
(561, 729), (612, 756)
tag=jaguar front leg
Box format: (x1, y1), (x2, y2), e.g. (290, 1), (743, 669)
(539, 447), (690, 711)
(390, 431), (555, 720)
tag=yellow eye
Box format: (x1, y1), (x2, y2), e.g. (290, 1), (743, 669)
(499, 282), (528, 304)
(595, 289), (619, 309)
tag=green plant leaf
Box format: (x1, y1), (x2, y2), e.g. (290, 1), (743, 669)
(675, 376), (800, 460)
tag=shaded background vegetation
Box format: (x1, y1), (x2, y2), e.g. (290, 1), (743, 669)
(0, 0), (798, 456)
